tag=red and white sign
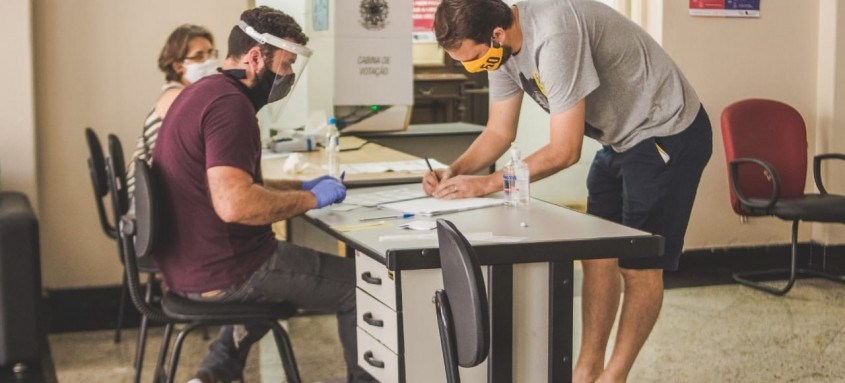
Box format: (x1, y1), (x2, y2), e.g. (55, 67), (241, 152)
(690, 0), (760, 18)
(412, 0), (440, 42)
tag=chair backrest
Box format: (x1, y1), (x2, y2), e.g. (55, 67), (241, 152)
(107, 134), (130, 217)
(111, 157), (166, 323)
(721, 99), (808, 214)
(84, 128), (116, 238)
(131, 159), (159, 261)
(436, 218), (489, 367)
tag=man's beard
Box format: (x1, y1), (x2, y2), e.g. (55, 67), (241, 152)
(499, 44), (514, 67)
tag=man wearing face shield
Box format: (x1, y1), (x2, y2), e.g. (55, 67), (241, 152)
(152, 7), (374, 383)
(427, 1), (712, 382)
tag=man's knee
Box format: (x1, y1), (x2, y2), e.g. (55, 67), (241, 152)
(582, 258), (619, 273)
(619, 267), (663, 286)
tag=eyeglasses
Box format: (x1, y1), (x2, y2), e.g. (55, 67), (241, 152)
(183, 48), (219, 63)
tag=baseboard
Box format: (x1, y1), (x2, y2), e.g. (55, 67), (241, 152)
(666, 243), (845, 289)
(44, 283), (162, 334)
(44, 243), (845, 333)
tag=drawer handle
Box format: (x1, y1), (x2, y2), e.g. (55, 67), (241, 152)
(361, 271), (382, 285)
(418, 87), (434, 96)
(364, 351), (385, 368)
(363, 312), (384, 327)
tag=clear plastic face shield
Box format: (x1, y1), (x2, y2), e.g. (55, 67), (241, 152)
(238, 21), (312, 130)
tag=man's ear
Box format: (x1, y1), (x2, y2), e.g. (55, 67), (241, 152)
(492, 27), (506, 44)
(246, 46), (264, 72)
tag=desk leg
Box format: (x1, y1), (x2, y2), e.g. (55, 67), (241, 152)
(285, 219), (293, 243)
(487, 264), (513, 383)
(549, 261), (574, 383)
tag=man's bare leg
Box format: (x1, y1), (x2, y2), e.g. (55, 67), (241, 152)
(572, 258), (622, 383)
(596, 268), (664, 383)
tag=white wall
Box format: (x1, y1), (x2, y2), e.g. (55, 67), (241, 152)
(813, 0), (845, 245)
(34, 0), (248, 289)
(659, 0), (825, 249)
(0, 0), (38, 208)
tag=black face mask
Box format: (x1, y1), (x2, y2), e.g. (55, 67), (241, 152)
(249, 66), (278, 109)
(250, 67), (296, 110)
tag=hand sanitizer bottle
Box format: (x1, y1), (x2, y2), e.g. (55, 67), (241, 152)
(325, 117), (340, 178)
(502, 143), (530, 206)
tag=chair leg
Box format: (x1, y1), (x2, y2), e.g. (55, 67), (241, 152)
(115, 272), (128, 344)
(733, 220), (845, 295)
(153, 323), (174, 383)
(269, 320), (301, 383)
(166, 323), (203, 383)
(133, 273), (156, 383)
(434, 291), (460, 383)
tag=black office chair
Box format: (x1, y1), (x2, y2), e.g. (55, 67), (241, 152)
(722, 99), (845, 295)
(105, 134), (162, 383)
(117, 158), (302, 383)
(433, 219), (489, 383)
(84, 128), (128, 344)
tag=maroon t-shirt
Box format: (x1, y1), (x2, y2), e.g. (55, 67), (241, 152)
(152, 73), (275, 293)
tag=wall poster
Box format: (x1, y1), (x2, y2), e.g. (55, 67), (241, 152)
(689, 0), (760, 18)
(412, 0), (440, 42)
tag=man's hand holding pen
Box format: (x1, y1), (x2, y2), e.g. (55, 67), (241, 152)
(422, 168), (452, 196)
(430, 174), (493, 200)
(422, 157), (492, 199)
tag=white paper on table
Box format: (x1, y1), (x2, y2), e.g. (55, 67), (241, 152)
(332, 159), (448, 175)
(344, 187), (428, 207)
(381, 197), (505, 217)
(398, 220), (436, 230)
(378, 231), (525, 243)
(261, 150), (291, 160)
(329, 204), (360, 212)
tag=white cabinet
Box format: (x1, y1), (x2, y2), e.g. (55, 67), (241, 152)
(354, 251), (489, 383)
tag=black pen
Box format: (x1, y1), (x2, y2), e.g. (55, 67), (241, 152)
(424, 157), (440, 182)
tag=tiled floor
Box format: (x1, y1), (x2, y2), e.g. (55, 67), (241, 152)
(49, 316), (348, 383)
(49, 277), (845, 382)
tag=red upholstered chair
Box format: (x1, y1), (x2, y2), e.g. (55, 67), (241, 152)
(721, 98), (845, 295)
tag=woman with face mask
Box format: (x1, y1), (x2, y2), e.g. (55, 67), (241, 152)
(126, 24), (219, 195)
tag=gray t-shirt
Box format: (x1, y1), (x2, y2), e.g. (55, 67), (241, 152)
(489, 0), (700, 152)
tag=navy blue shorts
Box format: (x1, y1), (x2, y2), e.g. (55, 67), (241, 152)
(586, 105), (712, 271)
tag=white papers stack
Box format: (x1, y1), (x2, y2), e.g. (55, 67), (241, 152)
(344, 187), (428, 207)
(381, 197), (505, 217)
(327, 159), (448, 174)
(378, 231), (525, 243)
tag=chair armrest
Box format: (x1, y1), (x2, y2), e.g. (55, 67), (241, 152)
(729, 158), (781, 210)
(813, 153), (845, 195)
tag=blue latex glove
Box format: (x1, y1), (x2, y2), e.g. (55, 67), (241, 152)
(301, 175), (335, 191)
(309, 178), (347, 208)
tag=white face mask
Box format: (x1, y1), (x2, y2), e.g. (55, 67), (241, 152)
(182, 58), (220, 84)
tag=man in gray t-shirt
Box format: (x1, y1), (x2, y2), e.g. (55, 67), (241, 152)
(424, 0), (712, 381)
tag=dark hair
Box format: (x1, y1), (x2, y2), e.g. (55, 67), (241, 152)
(158, 24), (214, 83)
(227, 6), (309, 60)
(435, 0), (514, 50)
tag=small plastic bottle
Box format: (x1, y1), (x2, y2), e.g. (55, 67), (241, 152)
(325, 117), (341, 178)
(502, 143), (530, 206)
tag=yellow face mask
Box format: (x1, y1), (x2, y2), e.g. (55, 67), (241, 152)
(461, 40), (506, 73)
